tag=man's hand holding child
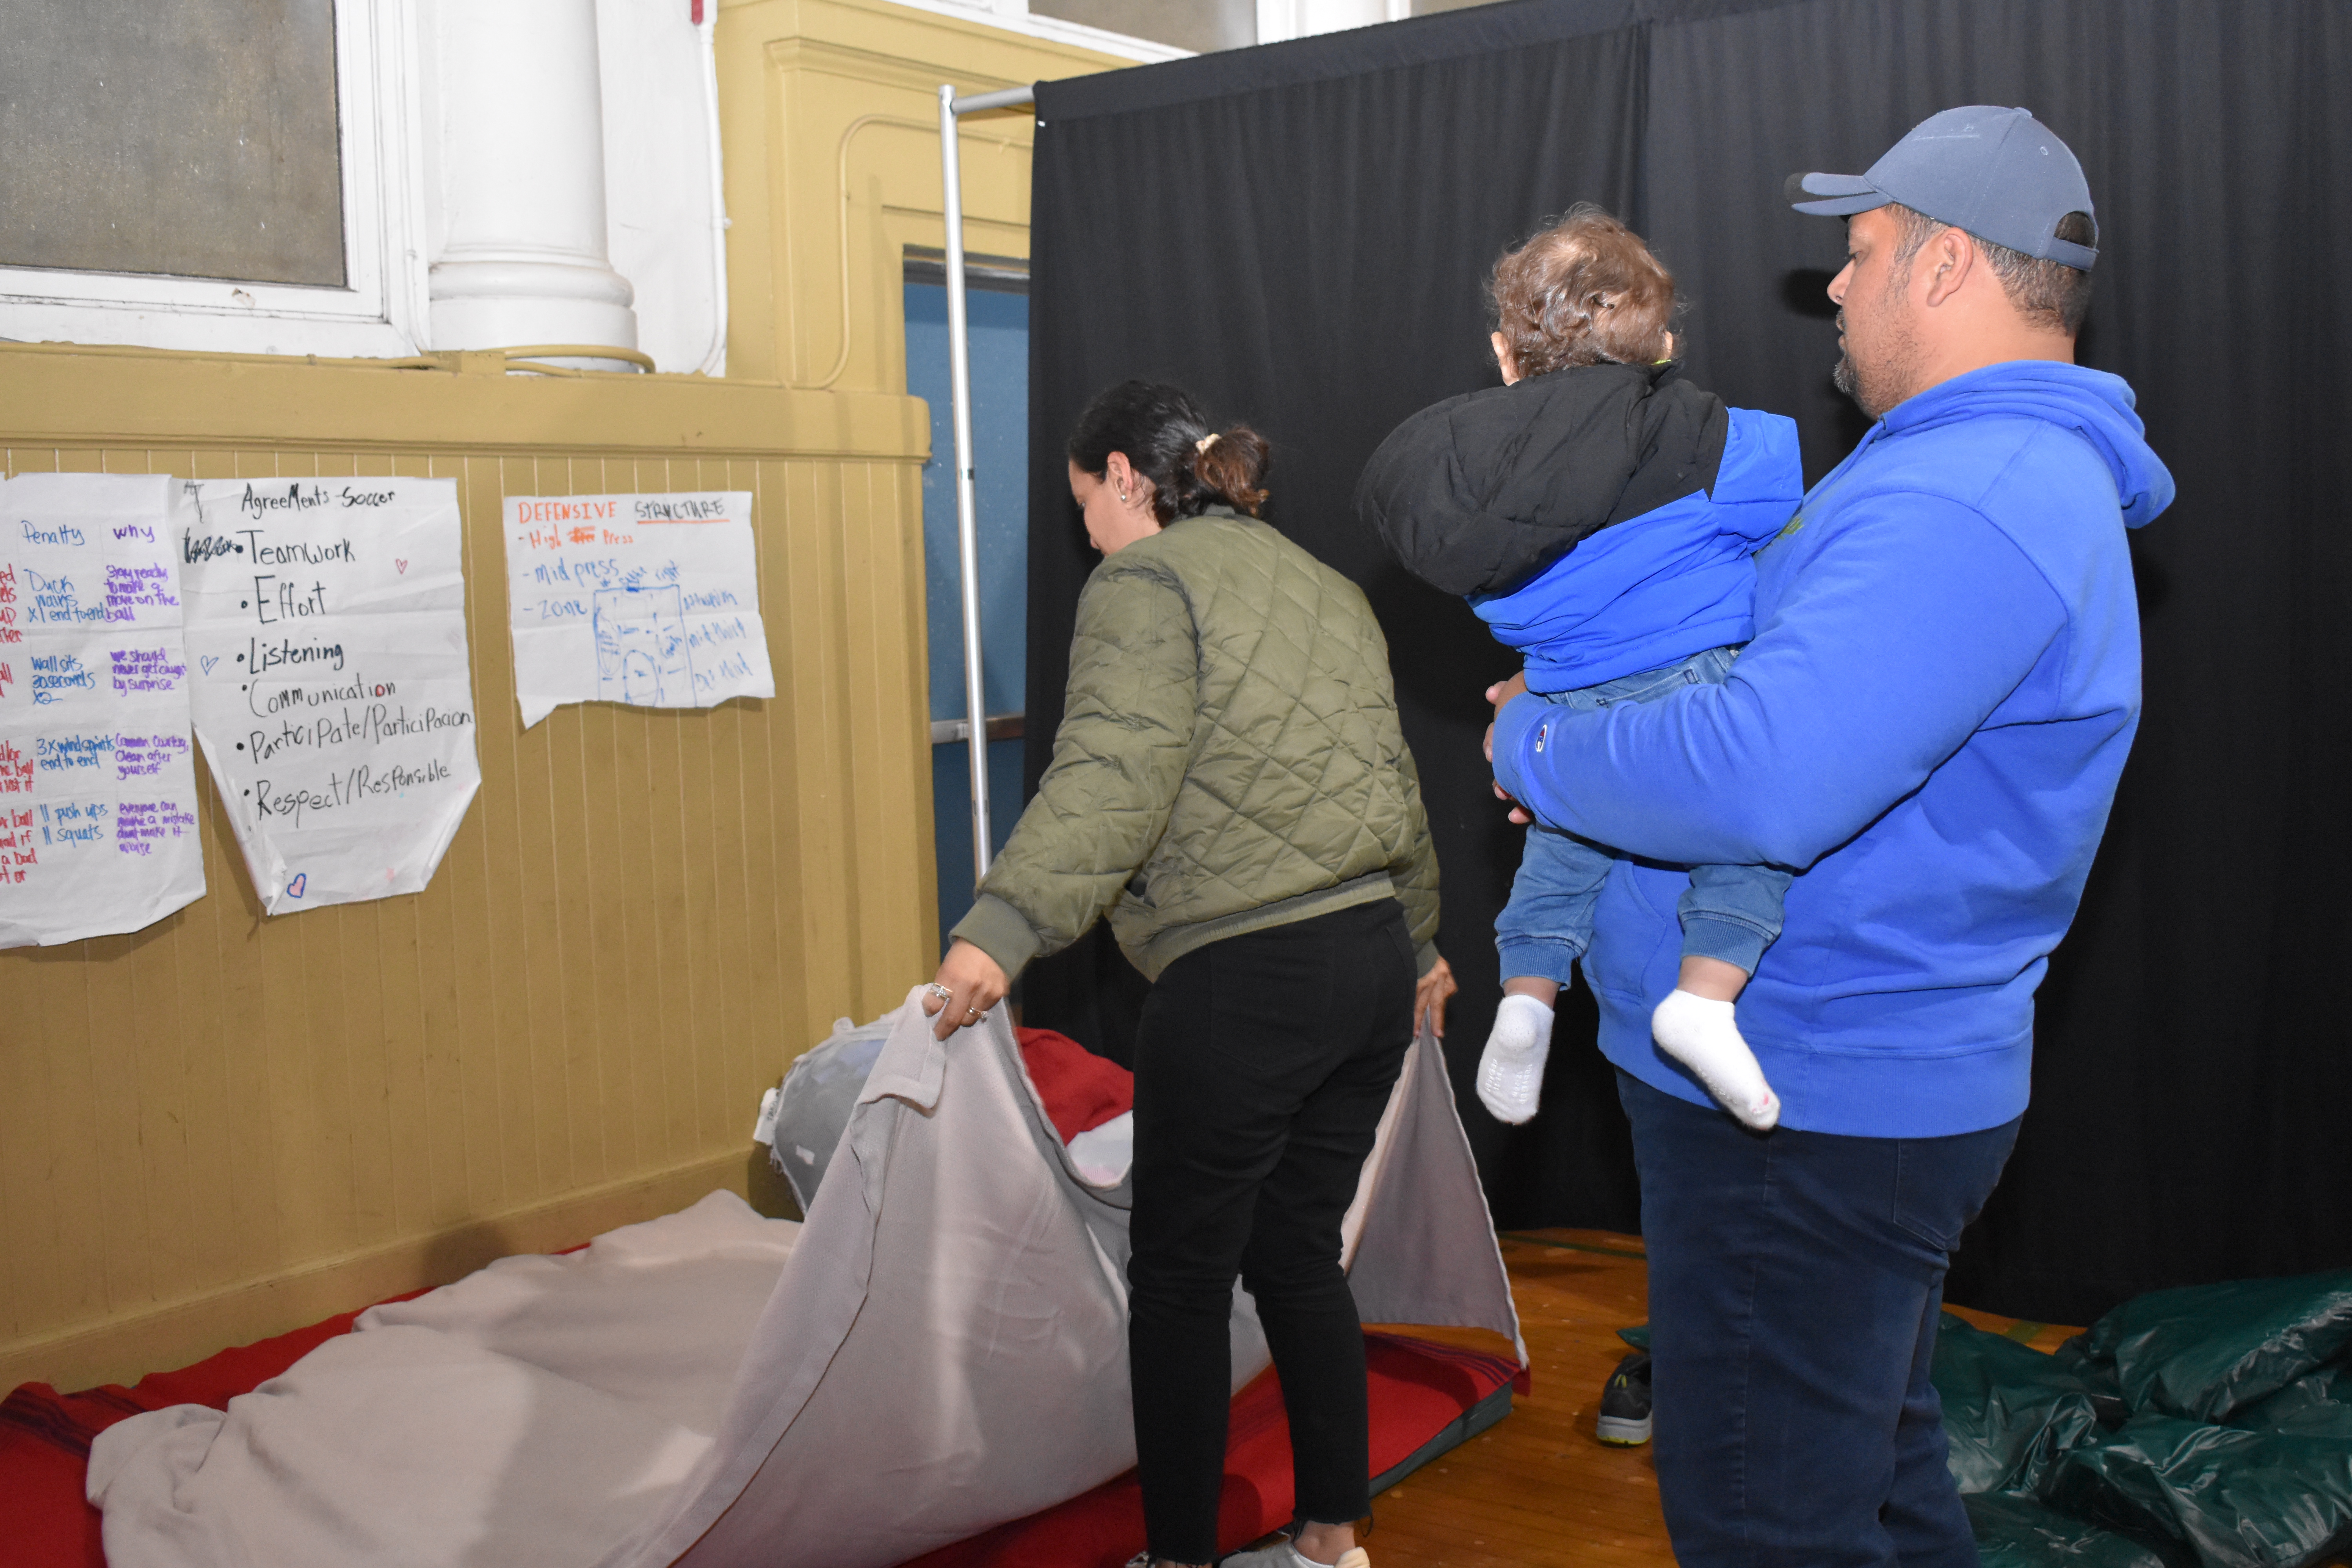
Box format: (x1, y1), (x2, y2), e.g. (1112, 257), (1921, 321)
(1484, 670), (1532, 824)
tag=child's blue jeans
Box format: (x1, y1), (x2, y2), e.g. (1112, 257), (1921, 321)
(1495, 645), (1793, 983)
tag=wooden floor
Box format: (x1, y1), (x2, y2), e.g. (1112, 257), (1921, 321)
(1363, 1229), (2082, 1568)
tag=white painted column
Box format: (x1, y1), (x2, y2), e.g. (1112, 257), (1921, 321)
(425, 0), (640, 367)
(1256, 0), (1407, 44)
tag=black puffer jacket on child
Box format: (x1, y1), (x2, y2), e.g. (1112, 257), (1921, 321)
(1354, 359), (1729, 598)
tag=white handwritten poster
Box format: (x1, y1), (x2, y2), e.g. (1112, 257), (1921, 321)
(502, 492), (773, 729)
(181, 479), (481, 916)
(0, 474), (207, 949)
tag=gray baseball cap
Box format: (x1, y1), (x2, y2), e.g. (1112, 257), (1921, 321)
(1788, 106), (2098, 270)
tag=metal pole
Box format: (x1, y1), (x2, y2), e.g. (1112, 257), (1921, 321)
(953, 85), (1036, 114)
(938, 83), (1038, 887)
(938, 83), (993, 886)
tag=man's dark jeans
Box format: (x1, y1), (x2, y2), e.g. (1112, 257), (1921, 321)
(1128, 900), (1416, 1565)
(1619, 1070), (2020, 1567)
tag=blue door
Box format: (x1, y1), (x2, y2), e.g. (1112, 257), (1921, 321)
(904, 268), (1029, 952)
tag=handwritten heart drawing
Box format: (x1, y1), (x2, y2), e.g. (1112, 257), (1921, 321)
(286, 873), (307, 899)
(394, 559), (409, 574)
(200, 655), (220, 675)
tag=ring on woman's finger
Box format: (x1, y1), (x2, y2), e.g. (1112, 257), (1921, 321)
(964, 1005), (982, 1019)
(925, 982), (953, 1003)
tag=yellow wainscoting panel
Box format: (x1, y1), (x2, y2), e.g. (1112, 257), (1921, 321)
(0, 347), (934, 1390)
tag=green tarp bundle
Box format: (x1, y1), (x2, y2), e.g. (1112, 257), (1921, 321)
(1965, 1491), (2181, 1568)
(2073, 1273), (2352, 1423)
(1933, 1269), (2352, 1568)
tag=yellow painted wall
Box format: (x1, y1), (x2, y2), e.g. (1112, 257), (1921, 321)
(0, 351), (936, 1390)
(717, 0), (1102, 392)
(0, 0), (1134, 1392)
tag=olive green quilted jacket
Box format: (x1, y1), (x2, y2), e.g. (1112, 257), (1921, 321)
(950, 508), (1440, 984)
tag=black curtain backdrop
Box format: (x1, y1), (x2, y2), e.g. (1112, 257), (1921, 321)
(1018, 0), (2350, 1324)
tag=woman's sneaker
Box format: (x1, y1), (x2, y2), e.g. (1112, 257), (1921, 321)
(1220, 1542), (1370, 1568)
(1595, 1350), (1653, 1446)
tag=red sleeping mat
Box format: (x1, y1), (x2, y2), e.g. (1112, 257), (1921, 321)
(3, 1297), (419, 1568)
(902, 1331), (1522, 1568)
(2, 1029), (1521, 1567)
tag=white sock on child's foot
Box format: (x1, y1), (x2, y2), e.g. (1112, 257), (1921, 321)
(1477, 992), (1556, 1125)
(1650, 990), (1780, 1131)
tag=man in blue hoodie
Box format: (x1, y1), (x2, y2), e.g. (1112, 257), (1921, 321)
(1487, 109), (2174, 1564)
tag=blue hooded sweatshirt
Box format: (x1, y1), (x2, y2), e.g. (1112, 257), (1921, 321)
(1492, 361), (2175, 1136)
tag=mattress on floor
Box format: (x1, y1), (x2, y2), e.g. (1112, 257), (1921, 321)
(64, 990), (1520, 1568)
(6, 1309), (1517, 1568)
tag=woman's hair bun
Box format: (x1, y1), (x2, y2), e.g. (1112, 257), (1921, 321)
(1189, 425), (1270, 518)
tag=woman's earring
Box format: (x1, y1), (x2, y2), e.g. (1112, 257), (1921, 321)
(1118, 490), (1129, 504)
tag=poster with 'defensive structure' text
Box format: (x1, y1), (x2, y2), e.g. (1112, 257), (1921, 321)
(181, 477), (481, 916)
(503, 491), (772, 729)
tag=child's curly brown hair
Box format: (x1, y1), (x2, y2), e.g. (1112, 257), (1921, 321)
(1488, 204), (1677, 377)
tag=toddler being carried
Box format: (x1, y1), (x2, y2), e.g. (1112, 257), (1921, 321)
(1357, 205), (1802, 1130)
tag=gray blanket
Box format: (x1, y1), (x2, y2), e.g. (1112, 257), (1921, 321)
(92, 988), (1520, 1568)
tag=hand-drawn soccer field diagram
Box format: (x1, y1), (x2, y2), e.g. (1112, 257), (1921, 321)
(593, 585), (694, 707)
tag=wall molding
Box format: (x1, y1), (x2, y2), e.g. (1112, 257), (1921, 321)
(0, 1149), (778, 1395)
(0, 344), (929, 460)
(764, 34), (1028, 98)
(797, 0), (1190, 64)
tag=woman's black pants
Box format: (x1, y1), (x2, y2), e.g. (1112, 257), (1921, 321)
(1127, 899), (1416, 1564)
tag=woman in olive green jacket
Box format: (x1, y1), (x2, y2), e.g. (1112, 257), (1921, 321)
(925, 382), (1454, 1568)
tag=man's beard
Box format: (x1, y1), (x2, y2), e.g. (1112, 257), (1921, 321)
(1831, 308), (1914, 421)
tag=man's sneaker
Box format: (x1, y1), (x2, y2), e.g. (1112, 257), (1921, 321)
(1596, 1350), (1652, 1446)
